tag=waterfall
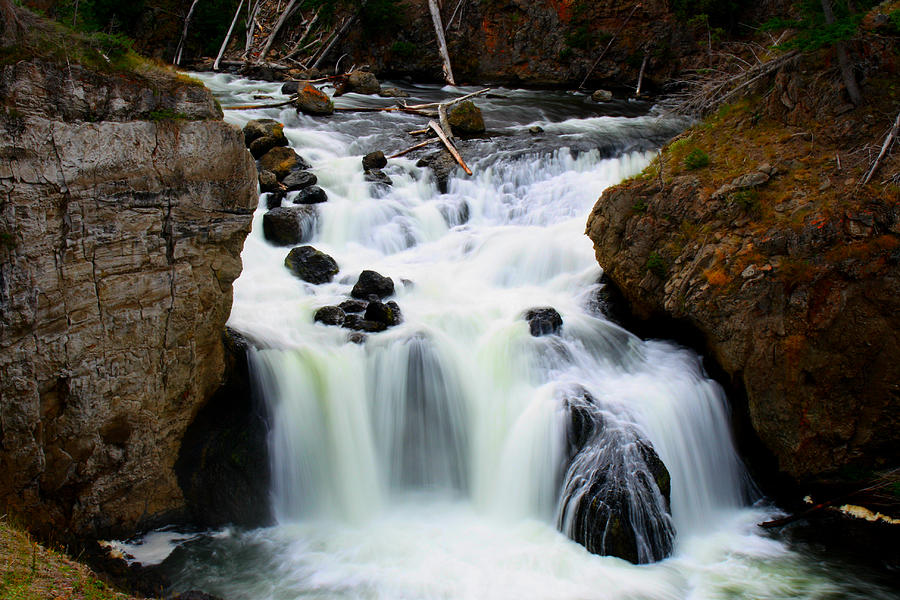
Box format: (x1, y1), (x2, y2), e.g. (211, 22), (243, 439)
(151, 74), (895, 600)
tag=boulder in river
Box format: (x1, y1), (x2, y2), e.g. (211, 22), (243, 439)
(448, 101), (485, 135)
(591, 89), (613, 102)
(351, 270), (395, 299)
(258, 170), (280, 194)
(259, 147), (311, 179)
(338, 299), (368, 313)
(347, 70), (381, 95)
(263, 206), (317, 246)
(249, 135), (288, 159)
(524, 307), (563, 336)
(295, 83), (334, 115)
(314, 306), (346, 326)
(282, 170), (317, 191)
(557, 387), (675, 564)
(362, 151), (388, 171)
(364, 169), (393, 187)
(364, 300), (402, 327)
(342, 314), (388, 332)
(379, 87), (409, 98)
(417, 150), (457, 194)
(284, 246), (339, 284)
(243, 119), (287, 147)
(292, 185), (328, 204)
(281, 81), (300, 95)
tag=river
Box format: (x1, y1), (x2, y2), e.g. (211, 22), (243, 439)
(127, 74), (897, 600)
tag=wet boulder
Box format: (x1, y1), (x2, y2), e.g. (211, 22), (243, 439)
(258, 170), (280, 194)
(295, 83), (334, 115)
(557, 388), (674, 564)
(524, 307), (563, 336)
(338, 299), (368, 313)
(284, 246), (339, 284)
(249, 135), (288, 159)
(364, 300), (402, 327)
(259, 146), (311, 179)
(591, 89), (613, 102)
(364, 169), (393, 188)
(448, 100), (485, 135)
(243, 119), (287, 147)
(417, 150), (457, 193)
(265, 191), (285, 210)
(282, 170), (317, 191)
(314, 306), (346, 326)
(263, 206), (317, 246)
(362, 151), (388, 171)
(347, 70), (381, 95)
(292, 185), (328, 204)
(342, 314), (388, 332)
(281, 81), (300, 95)
(351, 270), (395, 299)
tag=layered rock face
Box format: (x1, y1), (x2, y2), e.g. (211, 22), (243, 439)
(0, 55), (257, 536)
(585, 58), (900, 490)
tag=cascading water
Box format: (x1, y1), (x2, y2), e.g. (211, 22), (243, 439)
(149, 75), (900, 600)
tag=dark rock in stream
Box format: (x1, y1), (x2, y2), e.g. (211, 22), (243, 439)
(176, 328), (272, 529)
(258, 170), (280, 194)
(448, 100), (485, 135)
(342, 314), (388, 332)
(338, 299), (368, 313)
(282, 170), (317, 191)
(314, 306), (346, 326)
(557, 387), (674, 564)
(364, 300), (401, 327)
(351, 270), (395, 299)
(296, 84), (334, 115)
(417, 150), (458, 194)
(281, 81), (300, 95)
(263, 206), (317, 246)
(524, 307), (563, 336)
(243, 119), (287, 147)
(259, 146), (311, 179)
(365, 169), (393, 189)
(292, 185), (328, 205)
(346, 70), (381, 95)
(363, 151), (388, 171)
(284, 246), (339, 284)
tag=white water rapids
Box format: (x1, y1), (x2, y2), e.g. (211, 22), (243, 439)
(145, 75), (898, 599)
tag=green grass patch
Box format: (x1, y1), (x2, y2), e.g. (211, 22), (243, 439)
(683, 148), (710, 170)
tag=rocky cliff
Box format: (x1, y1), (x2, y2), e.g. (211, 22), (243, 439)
(0, 5), (258, 537)
(586, 34), (900, 494)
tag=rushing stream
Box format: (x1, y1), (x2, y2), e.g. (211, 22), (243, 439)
(138, 75), (898, 599)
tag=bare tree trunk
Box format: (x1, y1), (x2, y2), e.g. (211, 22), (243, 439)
(311, 13), (357, 71)
(635, 52), (649, 97)
(428, 0), (455, 85)
(259, 0), (299, 61)
(174, 0), (201, 65)
(214, 0), (245, 70)
(862, 111), (900, 184)
(579, 3), (640, 89)
(283, 8), (321, 61)
(820, 0), (862, 106)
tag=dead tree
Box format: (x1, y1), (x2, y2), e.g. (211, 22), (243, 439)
(259, 0), (300, 61)
(214, 0), (245, 71)
(428, 0), (455, 85)
(173, 0), (201, 66)
(820, 0), (862, 106)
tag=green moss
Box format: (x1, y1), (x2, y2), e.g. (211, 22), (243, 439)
(645, 252), (667, 277)
(146, 108), (189, 122)
(730, 189), (760, 215)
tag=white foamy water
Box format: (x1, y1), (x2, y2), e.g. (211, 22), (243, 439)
(153, 74), (898, 600)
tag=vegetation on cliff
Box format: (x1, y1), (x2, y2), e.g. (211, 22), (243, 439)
(587, 2), (899, 500)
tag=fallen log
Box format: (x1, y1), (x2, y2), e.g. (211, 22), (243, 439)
(282, 7), (321, 61)
(404, 88), (489, 110)
(438, 103), (453, 141)
(862, 110), (900, 185)
(388, 137), (441, 159)
(225, 98), (296, 110)
(428, 120), (472, 175)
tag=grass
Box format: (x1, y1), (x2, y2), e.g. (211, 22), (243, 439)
(0, 518), (140, 600)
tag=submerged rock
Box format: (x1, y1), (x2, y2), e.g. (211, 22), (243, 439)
(284, 246), (339, 284)
(379, 87), (409, 98)
(295, 83), (334, 115)
(448, 100), (485, 135)
(557, 388), (674, 564)
(417, 150), (458, 193)
(262, 206), (317, 246)
(524, 307), (563, 336)
(351, 270), (395, 299)
(364, 169), (393, 187)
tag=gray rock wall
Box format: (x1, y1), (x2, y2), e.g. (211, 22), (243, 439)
(0, 60), (257, 537)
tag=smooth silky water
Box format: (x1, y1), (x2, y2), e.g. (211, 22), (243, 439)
(139, 75), (898, 599)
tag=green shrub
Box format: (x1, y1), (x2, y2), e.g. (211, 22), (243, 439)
(390, 40), (417, 58)
(730, 189), (760, 215)
(645, 252), (667, 277)
(89, 31), (133, 59)
(684, 148), (710, 170)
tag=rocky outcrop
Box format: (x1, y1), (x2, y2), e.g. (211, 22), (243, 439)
(0, 25), (257, 536)
(586, 59), (900, 492)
